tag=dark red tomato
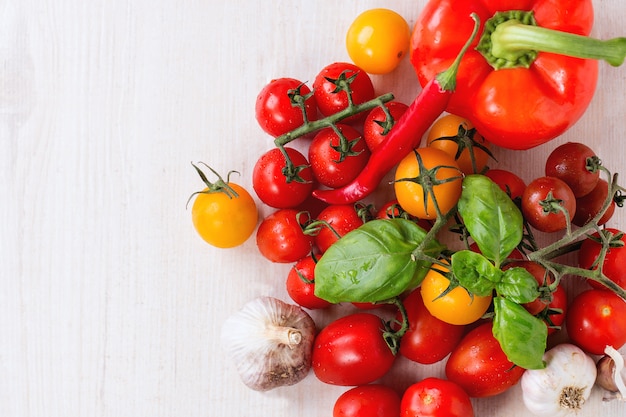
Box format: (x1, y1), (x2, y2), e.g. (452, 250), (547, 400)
(252, 147), (314, 208)
(502, 261), (554, 315)
(566, 289), (626, 355)
(521, 176), (576, 233)
(308, 124), (371, 189)
(445, 322), (525, 398)
(396, 287), (465, 364)
(484, 169), (526, 201)
(333, 384), (401, 417)
(312, 313), (396, 386)
(256, 209), (314, 263)
(363, 101), (409, 151)
(255, 77), (319, 137)
(314, 204), (366, 253)
(286, 255), (333, 310)
(579, 228), (626, 291)
(545, 142), (600, 198)
(544, 283), (567, 336)
(376, 199), (433, 232)
(572, 178), (616, 227)
(400, 377), (474, 417)
(313, 62), (375, 122)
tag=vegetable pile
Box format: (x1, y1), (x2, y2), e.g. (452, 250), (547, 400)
(189, 2), (626, 416)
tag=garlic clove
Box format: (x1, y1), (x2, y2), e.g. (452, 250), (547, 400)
(221, 296), (317, 391)
(597, 345), (626, 401)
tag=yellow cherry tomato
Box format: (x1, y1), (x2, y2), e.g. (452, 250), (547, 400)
(190, 164), (258, 248)
(394, 147), (463, 220)
(426, 114), (492, 175)
(420, 264), (493, 325)
(346, 8), (411, 74)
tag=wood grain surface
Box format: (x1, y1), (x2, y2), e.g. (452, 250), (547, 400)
(1, 1), (625, 416)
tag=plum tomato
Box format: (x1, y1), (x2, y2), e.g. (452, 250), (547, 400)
(256, 209), (314, 263)
(345, 8), (411, 75)
(190, 164), (258, 248)
(420, 263), (492, 326)
(521, 176), (576, 233)
(308, 124), (370, 189)
(502, 261), (554, 316)
(286, 255), (333, 310)
(400, 377), (474, 417)
(333, 384), (401, 417)
(426, 114), (492, 175)
(255, 78), (318, 137)
(484, 168), (526, 201)
(363, 101), (409, 151)
(252, 147), (314, 208)
(572, 178), (616, 226)
(578, 228), (626, 291)
(445, 322), (525, 398)
(314, 204), (366, 253)
(394, 147), (463, 220)
(313, 62), (375, 122)
(566, 289), (626, 355)
(396, 287), (465, 364)
(312, 312), (396, 386)
(545, 142), (600, 198)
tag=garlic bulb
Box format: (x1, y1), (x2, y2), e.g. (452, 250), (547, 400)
(521, 343), (597, 416)
(221, 296), (316, 391)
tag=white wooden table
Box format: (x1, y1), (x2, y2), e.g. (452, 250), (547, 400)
(2, 1), (625, 416)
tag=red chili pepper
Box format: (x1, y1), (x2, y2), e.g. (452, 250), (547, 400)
(313, 15), (481, 205)
(411, 0), (626, 150)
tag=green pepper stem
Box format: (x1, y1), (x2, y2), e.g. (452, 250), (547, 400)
(436, 13), (481, 90)
(488, 15), (626, 67)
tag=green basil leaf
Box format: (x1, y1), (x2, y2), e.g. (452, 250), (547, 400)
(458, 175), (524, 267)
(493, 296), (547, 370)
(497, 267), (541, 304)
(450, 250), (500, 296)
(314, 218), (443, 303)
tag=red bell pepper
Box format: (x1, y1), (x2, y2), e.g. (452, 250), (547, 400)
(411, 0), (626, 150)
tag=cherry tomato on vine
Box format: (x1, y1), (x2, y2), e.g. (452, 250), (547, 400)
(396, 287), (465, 364)
(252, 147), (314, 208)
(308, 124), (371, 189)
(314, 204), (367, 253)
(189, 163), (258, 249)
(394, 147), (463, 220)
(333, 384), (401, 417)
(420, 263), (492, 326)
(446, 322), (525, 398)
(345, 8), (411, 75)
(312, 312), (396, 386)
(363, 101), (409, 151)
(572, 178), (616, 226)
(255, 78), (318, 137)
(484, 168), (526, 201)
(578, 228), (626, 291)
(400, 377), (474, 417)
(545, 142), (600, 198)
(313, 62), (375, 122)
(286, 255), (333, 310)
(543, 283), (567, 336)
(426, 114), (492, 175)
(521, 176), (576, 233)
(256, 209), (314, 263)
(566, 289), (626, 355)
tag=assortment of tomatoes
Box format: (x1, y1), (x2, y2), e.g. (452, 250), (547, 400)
(188, 7), (626, 417)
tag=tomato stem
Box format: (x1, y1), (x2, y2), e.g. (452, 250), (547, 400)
(382, 297), (409, 355)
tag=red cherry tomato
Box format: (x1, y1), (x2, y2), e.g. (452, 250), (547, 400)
(445, 322), (525, 398)
(333, 384), (401, 417)
(363, 101), (409, 151)
(578, 228), (626, 291)
(286, 255), (333, 310)
(313, 62), (375, 122)
(255, 78), (318, 137)
(400, 377), (474, 417)
(308, 124), (371, 189)
(314, 204), (366, 253)
(544, 283), (567, 336)
(312, 312), (396, 386)
(256, 209), (314, 263)
(572, 178), (616, 227)
(484, 169), (527, 201)
(521, 176), (576, 233)
(566, 289), (626, 355)
(545, 142), (600, 198)
(252, 147), (314, 208)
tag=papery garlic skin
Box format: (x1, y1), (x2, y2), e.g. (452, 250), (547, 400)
(521, 343), (597, 416)
(221, 296), (316, 391)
